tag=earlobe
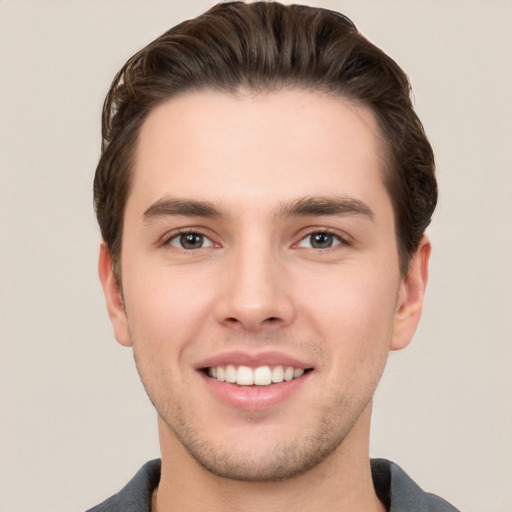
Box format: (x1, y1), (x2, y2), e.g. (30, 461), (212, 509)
(391, 236), (431, 351)
(98, 242), (132, 347)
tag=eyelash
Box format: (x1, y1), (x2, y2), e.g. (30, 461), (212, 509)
(295, 228), (351, 250)
(160, 228), (351, 251)
(161, 228), (216, 250)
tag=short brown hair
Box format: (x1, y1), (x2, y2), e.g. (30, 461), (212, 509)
(94, 1), (436, 278)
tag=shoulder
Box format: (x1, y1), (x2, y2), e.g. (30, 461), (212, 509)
(85, 459), (161, 512)
(371, 458), (461, 512)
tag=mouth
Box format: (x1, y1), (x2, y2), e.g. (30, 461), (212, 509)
(203, 364), (313, 386)
(196, 351), (314, 409)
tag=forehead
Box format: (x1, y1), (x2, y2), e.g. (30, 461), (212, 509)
(129, 89), (390, 216)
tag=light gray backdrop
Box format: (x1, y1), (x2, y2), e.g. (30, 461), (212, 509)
(1, 1), (511, 511)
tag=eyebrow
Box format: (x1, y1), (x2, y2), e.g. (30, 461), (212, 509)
(141, 195), (374, 223)
(142, 198), (226, 222)
(276, 195), (374, 220)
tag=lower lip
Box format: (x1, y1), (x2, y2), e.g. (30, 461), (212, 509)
(200, 372), (311, 411)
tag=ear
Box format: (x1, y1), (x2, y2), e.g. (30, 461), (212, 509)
(98, 242), (132, 347)
(391, 236), (431, 351)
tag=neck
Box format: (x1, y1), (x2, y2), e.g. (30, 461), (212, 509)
(154, 404), (385, 512)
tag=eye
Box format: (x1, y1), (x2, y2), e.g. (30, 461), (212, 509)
(297, 232), (342, 249)
(168, 232), (214, 250)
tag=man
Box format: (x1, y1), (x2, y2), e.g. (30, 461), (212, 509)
(90, 2), (459, 511)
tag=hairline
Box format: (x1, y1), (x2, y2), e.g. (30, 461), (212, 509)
(110, 85), (406, 283)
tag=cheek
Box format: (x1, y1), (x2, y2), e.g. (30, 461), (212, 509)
(298, 265), (400, 361)
(122, 265), (216, 360)
(123, 273), (212, 409)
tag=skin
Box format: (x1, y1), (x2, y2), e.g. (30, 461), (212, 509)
(99, 89), (430, 512)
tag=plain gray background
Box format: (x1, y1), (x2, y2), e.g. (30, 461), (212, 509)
(1, 1), (511, 511)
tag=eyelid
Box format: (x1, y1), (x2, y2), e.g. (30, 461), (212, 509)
(293, 227), (352, 248)
(159, 227), (219, 248)
(157, 226), (352, 250)
(169, 233), (214, 249)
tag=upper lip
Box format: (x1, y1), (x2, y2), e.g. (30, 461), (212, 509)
(195, 350), (313, 370)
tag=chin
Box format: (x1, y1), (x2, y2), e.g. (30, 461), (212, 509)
(184, 440), (342, 482)
(162, 403), (358, 482)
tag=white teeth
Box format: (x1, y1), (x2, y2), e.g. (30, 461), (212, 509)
(271, 366), (284, 383)
(225, 364), (236, 383)
(237, 365), (254, 385)
(208, 364), (307, 386)
(283, 366), (294, 381)
(254, 366), (272, 386)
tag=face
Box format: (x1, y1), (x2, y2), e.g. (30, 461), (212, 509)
(100, 89), (429, 481)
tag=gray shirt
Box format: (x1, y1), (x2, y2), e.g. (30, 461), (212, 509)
(86, 458), (460, 511)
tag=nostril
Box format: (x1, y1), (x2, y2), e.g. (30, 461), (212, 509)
(221, 314), (287, 330)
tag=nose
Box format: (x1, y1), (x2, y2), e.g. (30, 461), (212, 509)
(214, 243), (296, 332)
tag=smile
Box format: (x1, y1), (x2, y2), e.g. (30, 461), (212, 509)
(207, 365), (308, 386)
